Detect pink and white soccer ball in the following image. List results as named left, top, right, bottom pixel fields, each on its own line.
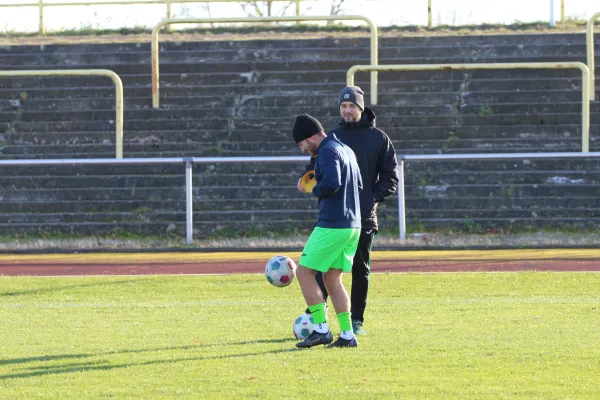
left=293, top=313, right=315, bottom=339
left=265, top=255, right=296, bottom=287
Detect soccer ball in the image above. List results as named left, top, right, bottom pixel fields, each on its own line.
left=265, top=255, right=296, bottom=287
left=293, top=313, right=315, bottom=339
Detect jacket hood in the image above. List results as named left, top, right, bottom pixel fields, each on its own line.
left=338, top=107, right=376, bottom=129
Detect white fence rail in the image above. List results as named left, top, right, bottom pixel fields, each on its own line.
left=2, top=152, right=600, bottom=243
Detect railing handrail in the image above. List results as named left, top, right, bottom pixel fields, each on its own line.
left=0, top=69, right=124, bottom=158
left=0, top=156, right=309, bottom=166
left=586, top=11, right=600, bottom=101
left=346, top=62, right=590, bottom=153
left=0, top=0, right=313, bottom=34
left=1, top=152, right=600, bottom=243
left=396, top=151, right=600, bottom=240
left=151, top=15, right=379, bottom=108
left=0, top=155, right=310, bottom=244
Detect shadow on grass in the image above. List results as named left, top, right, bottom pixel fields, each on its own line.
left=0, top=337, right=296, bottom=368
left=0, top=339, right=304, bottom=380
left=0, top=278, right=149, bottom=297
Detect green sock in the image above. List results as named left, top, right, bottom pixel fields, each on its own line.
left=308, top=303, right=326, bottom=325
left=337, top=312, right=352, bottom=333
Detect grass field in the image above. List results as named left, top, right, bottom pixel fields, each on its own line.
left=1, top=272, right=599, bottom=398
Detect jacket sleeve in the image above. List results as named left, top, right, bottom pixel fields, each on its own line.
left=312, top=148, right=342, bottom=199
left=298, top=156, right=316, bottom=179
left=372, top=134, right=399, bottom=202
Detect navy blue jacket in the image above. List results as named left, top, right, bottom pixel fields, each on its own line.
left=312, top=134, right=363, bottom=229
left=304, top=108, right=399, bottom=231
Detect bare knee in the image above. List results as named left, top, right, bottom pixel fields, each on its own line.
left=323, top=269, right=343, bottom=291
left=297, top=265, right=316, bottom=282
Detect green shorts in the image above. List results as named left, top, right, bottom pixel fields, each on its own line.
left=299, top=227, right=360, bottom=273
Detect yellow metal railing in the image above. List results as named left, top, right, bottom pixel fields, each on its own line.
left=347, top=62, right=590, bottom=153
left=0, top=69, right=124, bottom=158
left=0, top=0, right=312, bottom=34
left=586, top=12, right=600, bottom=100
left=151, top=15, right=379, bottom=108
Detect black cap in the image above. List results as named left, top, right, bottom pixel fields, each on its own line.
left=293, top=114, right=324, bottom=143
left=338, top=86, right=365, bottom=111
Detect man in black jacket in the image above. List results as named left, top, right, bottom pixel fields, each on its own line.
left=297, top=86, right=399, bottom=335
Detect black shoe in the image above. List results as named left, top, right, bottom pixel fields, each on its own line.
left=295, top=330, right=333, bottom=348
left=327, top=336, right=358, bottom=348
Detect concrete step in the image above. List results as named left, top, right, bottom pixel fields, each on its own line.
left=2, top=43, right=592, bottom=68
left=1, top=124, right=588, bottom=147
left=0, top=78, right=585, bottom=106
left=0, top=198, right=317, bottom=213
left=1, top=195, right=597, bottom=214
left=0, top=138, right=585, bottom=155
left=4, top=169, right=595, bottom=189
left=403, top=183, right=600, bottom=198
left=0, top=68, right=592, bottom=92
left=4, top=206, right=598, bottom=226
left=2, top=102, right=598, bottom=123
left=0, top=186, right=185, bottom=201
left=0, top=219, right=319, bottom=235
left=4, top=116, right=594, bottom=143
left=407, top=196, right=600, bottom=209
left=0, top=90, right=589, bottom=112
left=404, top=208, right=600, bottom=219
left=6, top=183, right=587, bottom=201
left=1, top=33, right=594, bottom=55
left=408, top=170, right=600, bottom=185
left=0, top=53, right=590, bottom=76
left=1, top=144, right=595, bottom=159
left=407, top=217, right=600, bottom=230
left=0, top=174, right=190, bottom=188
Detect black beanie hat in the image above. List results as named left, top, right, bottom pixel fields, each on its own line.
left=293, top=114, right=324, bottom=143
left=338, top=86, right=365, bottom=111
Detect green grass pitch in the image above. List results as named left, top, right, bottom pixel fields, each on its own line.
left=1, top=272, right=599, bottom=398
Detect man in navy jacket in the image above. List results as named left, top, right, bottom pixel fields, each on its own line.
left=298, top=86, right=399, bottom=335
left=293, top=114, right=363, bottom=348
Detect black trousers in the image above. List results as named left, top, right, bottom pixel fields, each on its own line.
left=315, top=229, right=375, bottom=323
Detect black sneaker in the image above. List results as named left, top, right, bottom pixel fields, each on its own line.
left=327, top=336, right=358, bottom=348
left=295, top=330, right=333, bottom=348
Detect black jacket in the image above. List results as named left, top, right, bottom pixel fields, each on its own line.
left=303, top=107, right=399, bottom=231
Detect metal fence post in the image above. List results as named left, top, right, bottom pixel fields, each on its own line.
left=428, top=0, right=432, bottom=28
left=398, top=159, right=406, bottom=240
left=38, top=0, right=44, bottom=34
left=166, top=1, right=172, bottom=32
left=185, top=159, right=193, bottom=244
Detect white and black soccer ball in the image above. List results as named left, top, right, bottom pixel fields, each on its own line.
left=265, top=255, right=296, bottom=287
left=293, top=313, right=315, bottom=339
